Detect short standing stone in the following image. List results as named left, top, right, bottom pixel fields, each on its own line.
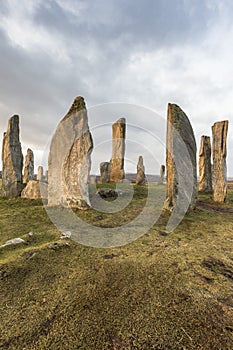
left=198, top=136, right=212, bottom=192
left=159, top=165, right=165, bottom=184
left=136, top=155, right=146, bottom=185
left=109, top=118, right=126, bottom=182
left=212, top=121, right=228, bottom=203
left=163, top=103, right=197, bottom=211
left=37, top=166, right=44, bottom=181
left=100, top=162, right=110, bottom=183
left=2, top=115, right=23, bottom=197
left=21, top=180, right=48, bottom=200
left=23, top=148, right=34, bottom=184
left=48, top=96, right=93, bottom=208
left=44, top=170, right=48, bottom=182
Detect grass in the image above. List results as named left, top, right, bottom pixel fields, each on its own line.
left=0, top=183, right=233, bottom=349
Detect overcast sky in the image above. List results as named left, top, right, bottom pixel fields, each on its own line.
left=0, top=0, right=233, bottom=175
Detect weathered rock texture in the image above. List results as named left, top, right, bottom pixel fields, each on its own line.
left=44, top=170, right=48, bottom=182
left=48, top=96, right=93, bottom=208
left=21, top=180, right=48, bottom=200
left=23, top=148, right=34, bottom=184
left=100, top=162, right=110, bottom=183
left=109, top=118, right=126, bottom=182
left=198, top=136, right=212, bottom=192
left=136, top=156, right=146, bottom=185
left=2, top=115, right=23, bottom=197
left=37, top=166, right=44, bottom=181
left=164, top=103, right=197, bottom=211
left=159, top=165, right=165, bottom=184
left=212, top=121, right=228, bottom=203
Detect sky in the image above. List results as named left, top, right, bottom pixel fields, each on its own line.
left=0, top=0, right=233, bottom=175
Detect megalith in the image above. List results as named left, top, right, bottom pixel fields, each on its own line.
left=109, top=118, right=126, bottom=182
left=2, top=115, right=23, bottom=197
left=198, top=136, right=212, bottom=192
left=23, top=148, right=34, bottom=184
left=159, top=165, right=165, bottom=184
left=100, top=162, right=110, bottom=183
left=136, top=155, right=146, bottom=185
left=163, top=103, right=197, bottom=211
left=21, top=180, right=48, bottom=200
left=212, top=121, right=228, bottom=203
left=48, top=96, right=93, bottom=208
left=37, top=166, right=44, bottom=182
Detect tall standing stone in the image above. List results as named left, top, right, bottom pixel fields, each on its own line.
left=198, top=136, right=212, bottom=192
left=2, top=115, right=23, bottom=197
left=136, top=155, right=146, bottom=185
left=48, top=96, right=93, bottom=208
left=212, top=121, right=228, bottom=203
left=23, top=148, right=34, bottom=184
left=100, top=162, right=110, bottom=183
left=159, top=165, right=165, bottom=184
left=37, top=166, right=44, bottom=182
left=109, top=118, right=126, bottom=182
left=164, top=103, right=197, bottom=211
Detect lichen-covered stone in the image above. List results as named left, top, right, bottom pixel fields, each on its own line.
left=109, top=118, right=126, bottom=182
left=2, top=115, right=23, bottom=197
left=37, top=166, right=44, bottom=181
left=100, top=162, right=110, bottom=183
left=48, top=96, right=93, bottom=208
left=212, top=121, right=228, bottom=203
left=23, top=148, right=34, bottom=184
left=163, top=103, right=197, bottom=211
left=198, top=136, right=212, bottom=192
left=21, top=180, right=48, bottom=200
left=136, top=156, right=146, bottom=185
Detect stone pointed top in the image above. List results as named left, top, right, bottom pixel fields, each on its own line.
left=63, top=96, right=86, bottom=121
left=115, top=117, right=126, bottom=124
left=7, top=115, right=19, bottom=135
left=27, top=148, right=33, bottom=154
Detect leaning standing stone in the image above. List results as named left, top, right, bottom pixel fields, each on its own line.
left=109, top=118, right=126, bottom=182
left=136, top=155, right=146, bottom=185
left=2, top=115, right=23, bottom=197
left=198, top=136, right=212, bottom=192
left=48, top=96, right=93, bottom=208
left=163, top=103, right=197, bottom=211
left=212, top=121, right=228, bottom=203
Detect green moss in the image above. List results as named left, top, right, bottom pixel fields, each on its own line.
left=0, top=186, right=232, bottom=349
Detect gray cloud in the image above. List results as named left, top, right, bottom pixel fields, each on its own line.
left=0, top=0, right=233, bottom=175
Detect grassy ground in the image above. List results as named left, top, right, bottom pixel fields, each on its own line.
left=0, top=183, right=232, bottom=349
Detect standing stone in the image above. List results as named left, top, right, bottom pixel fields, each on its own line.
left=164, top=103, right=197, bottom=211
left=48, top=96, right=93, bottom=208
left=44, top=170, right=48, bottom=182
left=100, top=162, right=110, bottom=183
left=212, top=121, right=228, bottom=203
left=109, top=118, right=126, bottom=182
left=2, top=115, right=23, bottom=197
left=159, top=165, right=165, bottom=184
left=23, top=148, right=34, bottom=184
left=21, top=180, right=48, bottom=200
left=136, top=156, right=146, bottom=185
left=198, top=136, right=212, bottom=192
left=37, top=166, right=44, bottom=182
